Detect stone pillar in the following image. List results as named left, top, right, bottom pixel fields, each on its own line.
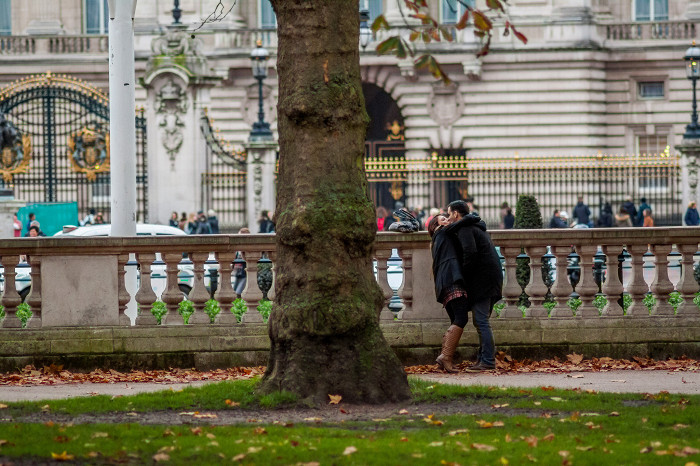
left=548, top=0, right=598, bottom=44
left=245, top=140, right=278, bottom=232
left=0, top=199, right=25, bottom=238
left=677, top=138, right=700, bottom=217
left=142, top=26, right=221, bottom=225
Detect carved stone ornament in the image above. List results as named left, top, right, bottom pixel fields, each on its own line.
left=156, top=78, right=188, bottom=163
left=67, top=123, right=109, bottom=182
left=0, top=114, right=31, bottom=183
left=151, top=28, right=203, bottom=58
left=688, top=155, right=699, bottom=193
left=428, top=82, right=464, bottom=128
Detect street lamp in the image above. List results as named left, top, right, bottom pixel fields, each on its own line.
left=684, top=41, right=700, bottom=139
left=359, top=9, right=372, bottom=51
left=250, top=40, right=273, bottom=140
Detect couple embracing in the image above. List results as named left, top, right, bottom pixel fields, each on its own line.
left=428, top=200, right=503, bottom=373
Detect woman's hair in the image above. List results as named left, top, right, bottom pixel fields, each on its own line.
left=690, top=201, right=697, bottom=208
left=376, top=206, right=388, bottom=217
left=428, top=214, right=445, bottom=238
left=238, top=227, right=250, bottom=234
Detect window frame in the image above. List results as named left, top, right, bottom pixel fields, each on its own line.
left=440, top=0, right=474, bottom=25
left=84, top=0, right=109, bottom=35
left=0, top=0, right=11, bottom=36
left=631, top=75, right=669, bottom=102
left=259, top=0, right=277, bottom=29
left=633, top=0, right=669, bottom=22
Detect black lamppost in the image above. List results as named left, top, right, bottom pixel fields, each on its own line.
left=684, top=41, right=700, bottom=139
left=359, top=9, right=371, bottom=51
left=172, top=0, right=182, bottom=25
left=250, top=40, right=273, bottom=140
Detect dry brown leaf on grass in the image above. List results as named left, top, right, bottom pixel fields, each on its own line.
left=51, top=451, right=75, bottom=461
left=471, top=443, right=496, bottom=452
left=567, top=353, right=584, bottom=365
left=343, top=446, right=357, bottom=455
left=328, top=394, right=342, bottom=405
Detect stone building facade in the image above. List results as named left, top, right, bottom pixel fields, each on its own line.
left=0, top=0, right=698, bottom=228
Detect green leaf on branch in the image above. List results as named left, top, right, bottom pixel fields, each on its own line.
left=371, top=15, right=390, bottom=32
left=486, top=0, right=505, bottom=12
left=409, top=30, right=420, bottom=41
left=472, top=10, right=492, bottom=31
left=415, top=54, right=451, bottom=84
left=439, top=26, right=454, bottom=41
left=376, top=36, right=400, bottom=55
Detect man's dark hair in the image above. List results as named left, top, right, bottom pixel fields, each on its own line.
left=448, top=200, right=469, bottom=217
left=641, top=197, right=647, bottom=203
left=28, top=213, right=35, bottom=220
left=29, top=225, right=40, bottom=233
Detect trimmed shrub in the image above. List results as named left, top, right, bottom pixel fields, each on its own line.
left=513, top=194, right=552, bottom=307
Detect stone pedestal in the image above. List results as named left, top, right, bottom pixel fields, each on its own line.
left=677, top=138, right=700, bottom=217
left=0, top=199, right=25, bottom=239
left=142, top=26, right=222, bottom=225
left=245, top=139, right=278, bottom=232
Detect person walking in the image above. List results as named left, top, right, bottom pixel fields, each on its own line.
left=572, top=196, right=591, bottom=227
left=642, top=208, right=654, bottom=227
left=442, top=200, right=503, bottom=372
left=636, top=197, right=651, bottom=227
left=500, top=202, right=515, bottom=229
left=169, top=211, right=179, bottom=228
left=258, top=210, right=275, bottom=233
left=685, top=201, right=700, bottom=226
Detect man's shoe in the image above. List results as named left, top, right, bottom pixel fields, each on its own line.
left=464, top=362, right=495, bottom=372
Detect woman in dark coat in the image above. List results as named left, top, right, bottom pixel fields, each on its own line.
left=428, top=214, right=469, bottom=372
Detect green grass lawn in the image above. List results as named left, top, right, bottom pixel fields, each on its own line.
left=0, top=378, right=698, bottom=464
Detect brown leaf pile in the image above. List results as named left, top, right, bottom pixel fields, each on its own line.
left=0, top=364, right=265, bottom=386
left=404, top=353, right=700, bottom=374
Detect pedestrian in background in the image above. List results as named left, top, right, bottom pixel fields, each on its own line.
left=13, top=213, right=21, bottom=237
left=572, top=196, right=591, bottom=227
left=185, top=212, right=197, bottom=234
left=25, top=212, right=35, bottom=233
left=80, top=208, right=95, bottom=226
left=685, top=201, right=700, bottom=226
left=596, top=202, right=613, bottom=228
left=258, top=210, right=275, bottom=233
left=500, top=202, right=515, bottom=229
left=637, top=197, right=651, bottom=227
left=642, top=208, right=654, bottom=227
left=549, top=209, right=567, bottom=228
left=376, top=206, right=389, bottom=231
left=94, top=212, right=105, bottom=224
left=178, top=212, right=187, bottom=230
left=195, top=211, right=212, bottom=234
left=169, top=211, right=179, bottom=228
left=614, top=206, right=633, bottom=227
left=207, top=209, right=220, bottom=234
left=622, top=195, right=637, bottom=221
left=233, top=227, right=250, bottom=298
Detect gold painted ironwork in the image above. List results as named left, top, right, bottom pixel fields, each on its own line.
left=385, top=120, right=405, bottom=141
left=67, top=124, right=110, bottom=181
left=389, top=181, right=404, bottom=200
left=0, top=134, right=31, bottom=182
left=0, top=71, right=109, bottom=106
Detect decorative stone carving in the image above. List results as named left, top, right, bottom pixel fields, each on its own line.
left=0, top=114, right=31, bottom=182
left=155, top=79, right=188, bottom=163
left=463, top=57, right=482, bottom=81
left=427, top=82, right=464, bottom=128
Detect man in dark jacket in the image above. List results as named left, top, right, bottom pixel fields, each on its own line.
left=572, top=196, right=591, bottom=227
left=636, top=197, right=651, bottom=227
left=442, top=200, right=503, bottom=372
left=622, top=196, right=637, bottom=221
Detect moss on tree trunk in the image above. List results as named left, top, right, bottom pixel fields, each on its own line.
left=259, top=0, right=410, bottom=403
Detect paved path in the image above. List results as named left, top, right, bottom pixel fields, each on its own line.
left=0, top=370, right=698, bottom=402
left=416, top=370, right=700, bottom=394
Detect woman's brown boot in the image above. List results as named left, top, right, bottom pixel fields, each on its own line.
left=435, top=325, right=464, bottom=373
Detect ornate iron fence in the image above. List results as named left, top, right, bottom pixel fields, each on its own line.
left=0, top=72, right=148, bottom=224
left=365, top=152, right=682, bottom=228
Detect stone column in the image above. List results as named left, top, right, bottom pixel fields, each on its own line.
left=677, top=138, right=700, bottom=218
left=0, top=199, right=26, bottom=238
left=142, top=26, right=221, bottom=225
left=548, top=0, right=598, bottom=44
left=245, top=140, right=278, bottom=232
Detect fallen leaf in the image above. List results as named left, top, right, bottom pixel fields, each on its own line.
left=193, top=413, right=218, bottom=419
left=399, top=409, right=409, bottom=414
left=400, top=437, right=409, bottom=442
left=254, top=427, right=267, bottom=435
left=525, top=436, right=538, bottom=447
left=640, top=447, right=653, bottom=454
left=558, top=451, right=570, bottom=458
left=428, top=441, right=444, bottom=447
left=304, top=417, right=322, bottom=422
left=91, top=432, right=109, bottom=438
left=471, top=443, right=496, bottom=452
left=51, top=451, right=75, bottom=461
left=543, top=433, right=555, bottom=442
left=225, top=399, right=240, bottom=407
left=673, top=424, right=690, bottom=431
left=550, top=397, right=564, bottom=402
left=190, top=427, right=202, bottom=435
left=339, top=408, right=348, bottom=414
left=567, top=353, right=584, bottom=365
left=576, top=446, right=594, bottom=451
left=343, top=446, right=357, bottom=455
left=0, top=404, right=7, bottom=409
left=206, top=433, right=216, bottom=439
left=233, top=453, right=246, bottom=461
left=449, top=429, right=469, bottom=436
left=567, top=374, right=585, bottom=379
left=492, top=403, right=510, bottom=409
left=328, top=394, right=342, bottom=405
left=683, top=447, right=700, bottom=454
left=247, top=447, right=262, bottom=453
left=609, top=412, right=620, bottom=417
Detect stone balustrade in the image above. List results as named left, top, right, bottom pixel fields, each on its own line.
left=602, top=20, right=696, bottom=41
left=0, top=227, right=698, bottom=330
left=0, top=35, right=109, bottom=55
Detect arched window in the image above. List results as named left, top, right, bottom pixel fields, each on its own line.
left=634, top=0, right=668, bottom=21
left=85, top=0, right=108, bottom=34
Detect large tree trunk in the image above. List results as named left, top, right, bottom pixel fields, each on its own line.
left=260, top=0, right=410, bottom=403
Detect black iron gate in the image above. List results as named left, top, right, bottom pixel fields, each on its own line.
left=0, top=72, right=148, bottom=224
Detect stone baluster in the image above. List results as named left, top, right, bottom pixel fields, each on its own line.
left=25, top=255, right=42, bottom=328
left=549, top=246, right=574, bottom=318
left=188, top=252, right=212, bottom=324
left=161, top=253, right=184, bottom=325
left=1, top=255, right=22, bottom=328
left=374, top=248, right=395, bottom=321
left=397, top=249, right=414, bottom=319
left=241, top=251, right=264, bottom=323
left=676, top=244, right=700, bottom=315
left=214, top=252, right=238, bottom=324
left=601, top=245, right=624, bottom=316
left=499, top=246, right=522, bottom=318
left=650, top=244, right=675, bottom=315
left=134, top=253, right=158, bottom=325
left=575, top=245, right=599, bottom=318
left=524, top=246, right=548, bottom=318
left=117, top=254, right=131, bottom=326
left=625, top=244, right=649, bottom=316
left=266, top=250, right=277, bottom=302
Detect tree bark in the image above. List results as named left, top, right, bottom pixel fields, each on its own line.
left=260, top=0, right=410, bottom=403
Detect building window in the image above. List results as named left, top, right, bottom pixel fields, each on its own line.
left=0, top=0, right=11, bottom=36
left=441, top=0, right=474, bottom=24
left=260, top=0, right=276, bottom=29
left=85, top=0, right=108, bottom=34
left=634, top=0, right=668, bottom=21
left=638, top=81, right=664, bottom=99
left=359, top=0, right=382, bottom=23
